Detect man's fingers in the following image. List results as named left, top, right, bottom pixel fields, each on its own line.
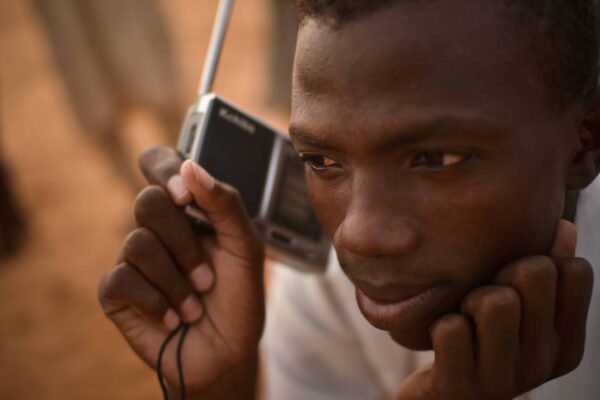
left=180, top=160, right=262, bottom=265
left=133, top=186, right=216, bottom=292
left=430, top=314, right=476, bottom=393
left=493, top=256, right=558, bottom=391
left=99, top=263, right=179, bottom=330
left=138, top=146, right=182, bottom=185
left=548, top=219, right=592, bottom=378
left=121, top=227, right=204, bottom=323
left=553, top=257, right=594, bottom=377
left=138, top=146, right=192, bottom=205
left=461, top=286, right=520, bottom=396
left=550, top=219, right=578, bottom=258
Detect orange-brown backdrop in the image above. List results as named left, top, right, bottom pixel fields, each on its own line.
left=0, top=0, right=294, bottom=398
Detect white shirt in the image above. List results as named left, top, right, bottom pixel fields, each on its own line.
left=263, top=177, right=600, bottom=400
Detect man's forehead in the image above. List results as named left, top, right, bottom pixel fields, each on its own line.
left=294, top=1, right=510, bottom=92
left=291, top=0, right=550, bottom=133
left=294, top=12, right=428, bottom=98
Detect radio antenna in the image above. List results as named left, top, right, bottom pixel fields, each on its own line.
left=198, top=0, right=235, bottom=97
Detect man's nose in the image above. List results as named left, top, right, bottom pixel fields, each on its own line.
left=332, top=194, right=421, bottom=258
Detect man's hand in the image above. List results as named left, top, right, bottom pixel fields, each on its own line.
left=396, top=220, right=594, bottom=400
left=98, top=146, right=265, bottom=399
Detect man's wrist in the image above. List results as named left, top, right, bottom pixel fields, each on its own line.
left=167, top=353, right=259, bottom=400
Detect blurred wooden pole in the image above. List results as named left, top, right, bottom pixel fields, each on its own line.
left=30, top=0, right=183, bottom=190
left=0, top=94, right=26, bottom=259
left=268, top=0, right=298, bottom=112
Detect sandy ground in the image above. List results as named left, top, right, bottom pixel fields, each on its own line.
left=0, top=0, right=287, bottom=398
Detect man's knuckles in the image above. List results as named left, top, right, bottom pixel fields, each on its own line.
left=431, top=314, right=471, bottom=344
left=100, top=263, right=135, bottom=301
left=134, top=185, right=172, bottom=224
left=138, top=145, right=169, bottom=168
left=123, top=227, right=205, bottom=302
left=512, top=256, right=557, bottom=288
left=461, top=285, right=521, bottom=319
left=100, top=264, right=161, bottom=317
left=138, top=146, right=181, bottom=183
left=122, top=227, right=158, bottom=263
left=104, top=264, right=170, bottom=320
left=552, top=257, right=594, bottom=377
left=559, top=257, right=594, bottom=287
left=494, top=255, right=557, bottom=288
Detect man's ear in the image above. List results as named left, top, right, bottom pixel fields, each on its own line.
left=567, top=95, right=600, bottom=190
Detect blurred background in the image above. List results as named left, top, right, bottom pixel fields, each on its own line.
left=0, top=0, right=297, bottom=398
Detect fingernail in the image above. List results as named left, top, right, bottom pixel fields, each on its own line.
left=191, top=162, right=215, bottom=190
left=190, top=264, right=215, bottom=292
left=167, top=174, right=191, bottom=204
left=180, top=295, right=203, bottom=322
left=163, top=308, right=180, bottom=330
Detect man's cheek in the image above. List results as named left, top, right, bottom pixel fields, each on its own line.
left=306, top=178, right=347, bottom=240
left=421, top=189, right=538, bottom=283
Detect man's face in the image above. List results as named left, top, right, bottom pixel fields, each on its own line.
left=290, top=0, right=582, bottom=349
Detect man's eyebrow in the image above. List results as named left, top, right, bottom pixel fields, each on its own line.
left=373, top=116, right=500, bottom=151
left=289, top=115, right=502, bottom=151
left=288, top=125, right=337, bottom=150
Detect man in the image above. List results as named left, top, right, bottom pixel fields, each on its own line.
left=99, top=0, right=599, bottom=398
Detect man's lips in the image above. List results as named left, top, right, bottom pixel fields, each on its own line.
left=356, top=285, right=446, bottom=330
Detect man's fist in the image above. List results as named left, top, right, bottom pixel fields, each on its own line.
left=98, top=146, right=265, bottom=399
left=397, top=220, right=594, bottom=400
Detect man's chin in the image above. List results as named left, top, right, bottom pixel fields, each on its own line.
left=389, top=329, right=433, bottom=351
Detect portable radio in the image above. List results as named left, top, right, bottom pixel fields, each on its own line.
left=176, top=0, right=330, bottom=272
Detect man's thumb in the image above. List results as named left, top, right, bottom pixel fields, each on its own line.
left=180, top=160, right=259, bottom=254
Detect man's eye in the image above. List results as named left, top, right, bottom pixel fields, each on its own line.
left=411, top=151, right=470, bottom=169
left=299, top=154, right=340, bottom=171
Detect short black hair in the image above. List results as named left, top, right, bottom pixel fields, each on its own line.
left=296, top=0, right=600, bottom=112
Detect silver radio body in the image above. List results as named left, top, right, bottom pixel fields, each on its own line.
left=177, top=93, right=330, bottom=272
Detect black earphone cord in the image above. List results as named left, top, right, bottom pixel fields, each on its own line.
left=157, top=322, right=191, bottom=400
